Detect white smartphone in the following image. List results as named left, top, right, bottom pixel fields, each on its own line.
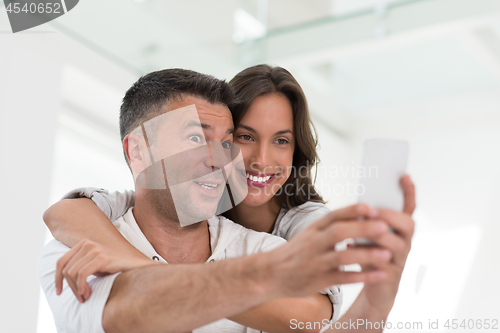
left=355, top=138, right=409, bottom=245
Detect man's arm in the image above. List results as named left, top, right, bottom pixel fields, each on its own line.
left=101, top=218, right=392, bottom=333
left=103, top=254, right=274, bottom=333
left=228, top=294, right=333, bottom=333
left=42, top=208, right=393, bottom=333
left=55, top=238, right=334, bottom=333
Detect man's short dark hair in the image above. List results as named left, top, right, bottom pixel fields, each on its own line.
left=120, top=68, right=237, bottom=142
left=119, top=68, right=238, bottom=165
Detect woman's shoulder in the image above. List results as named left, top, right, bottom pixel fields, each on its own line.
left=273, top=201, right=330, bottom=240
left=290, top=201, right=330, bottom=214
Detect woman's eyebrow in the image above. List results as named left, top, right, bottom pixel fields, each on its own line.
left=238, top=124, right=255, bottom=133
left=275, top=129, right=292, bottom=136
left=239, top=124, right=292, bottom=136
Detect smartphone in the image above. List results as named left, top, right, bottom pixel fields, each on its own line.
left=355, top=138, right=409, bottom=245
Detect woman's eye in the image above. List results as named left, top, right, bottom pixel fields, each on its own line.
left=239, top=134, right=253, bottom=141
left=221, top=142, right=232, bottom=150
left=276, top=138, right=289, bottom=145
left=189, top=135, right=204, bottom=143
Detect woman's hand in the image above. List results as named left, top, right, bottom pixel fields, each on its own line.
left=55, top=239, right=160, bottom=303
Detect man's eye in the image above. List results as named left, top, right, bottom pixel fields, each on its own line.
left=189, top=135, right=204, bottom=143
left=221, top=142, right=232, bottom=150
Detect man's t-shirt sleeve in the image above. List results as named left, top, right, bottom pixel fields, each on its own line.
left=38, top=240, right=120, bottom=333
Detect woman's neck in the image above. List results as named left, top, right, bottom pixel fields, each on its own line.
left=227, top=198, right=282, bottom=233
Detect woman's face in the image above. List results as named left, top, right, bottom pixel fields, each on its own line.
left=234, top=93, right=295, bottom=208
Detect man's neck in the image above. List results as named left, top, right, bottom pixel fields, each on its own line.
left=132, top=197, right=212, bottom=264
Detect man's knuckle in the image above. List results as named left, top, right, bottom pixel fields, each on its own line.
left=336, top=252, right=348, bottom=265
left=357, top=203, right=368, bottom=215
left=409, top=219, right=415, bottom=233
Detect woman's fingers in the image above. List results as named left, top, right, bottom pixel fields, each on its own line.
left=56, top=239, right=105, bottom=302
left=55, top=241, right=85, bottom=295
left=77, top=258, right=108, bottom=301
left=63, top=252, right=99, bottom=302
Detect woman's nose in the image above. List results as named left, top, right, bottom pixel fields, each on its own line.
left=249, top=143, right=268, bottom=169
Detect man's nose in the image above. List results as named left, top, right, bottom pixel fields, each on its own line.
left=205, top=142, right=231, bottom=171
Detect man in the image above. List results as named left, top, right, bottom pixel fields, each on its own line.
left=39, top=69, right=415, bottom=333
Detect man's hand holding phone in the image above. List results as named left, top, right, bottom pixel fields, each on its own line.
left=352, top=174, right=416, bottom=314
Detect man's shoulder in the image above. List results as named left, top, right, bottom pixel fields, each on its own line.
left=209, top=216, right=286, bottom=259
left=39, top=239, right=69, bottom=261
left=38, top=239, right=70, bottom=285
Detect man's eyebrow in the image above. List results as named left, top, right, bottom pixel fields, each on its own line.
left=183, top=120, right=203, bottom=129
left=239, top=124, right=292, bottom=136
left=184, top=120, right=234, bottom=135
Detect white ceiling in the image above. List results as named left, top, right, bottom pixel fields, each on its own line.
left=39, top=0, right=500, bottom=139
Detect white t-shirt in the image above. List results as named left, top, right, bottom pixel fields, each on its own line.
left=39, top=208, right=287, bottom=333
left=60, top=188, right=343, bottom=326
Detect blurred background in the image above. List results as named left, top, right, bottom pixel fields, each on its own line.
left=1, top=0, right=499, bottom=332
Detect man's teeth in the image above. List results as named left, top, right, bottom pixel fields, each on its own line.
left=196, top=182, right=218, bottom=190
left=245, top=173, right=272, bottom=183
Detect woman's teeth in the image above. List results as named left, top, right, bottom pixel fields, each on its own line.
left=246, top=173, right=272, bottom=183
left=196, top=182, right=218, bottom=190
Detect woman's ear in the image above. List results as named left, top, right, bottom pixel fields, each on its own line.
left=123, top=133, right=149, bottom=176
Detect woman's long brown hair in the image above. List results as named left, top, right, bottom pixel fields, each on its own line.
left=229, top=64, right=325, bottom=210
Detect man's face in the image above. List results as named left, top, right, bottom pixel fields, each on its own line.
left=132, top=95, right=244, bottom=226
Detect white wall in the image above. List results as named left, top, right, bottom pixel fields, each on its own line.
left=0, top=10, right=136, bottom=331
left=312, top=90, right=500, bottom=332
left=2, top=2, right=500, bottom=332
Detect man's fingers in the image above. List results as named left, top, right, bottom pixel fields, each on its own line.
left=350, top=232, right=408, bottom=266
left=322, top=220, right=389, bottom=246
left=401, top=174, right=416, bottom=215
left=323, top=247, right=392, bottom=269
left=326, top=269, right=388, bottom=285
left=314, top=204, right=379, bottom=230
left=377, top=209, right=415, bottom=241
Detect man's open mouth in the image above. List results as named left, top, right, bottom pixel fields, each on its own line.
left=194, top=182, right=220, bottom=190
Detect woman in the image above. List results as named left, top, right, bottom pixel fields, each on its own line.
left=45, top=65, right=414, bottom=332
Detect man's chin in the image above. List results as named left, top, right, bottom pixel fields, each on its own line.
left=176, top=206, right=217, bottom=227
